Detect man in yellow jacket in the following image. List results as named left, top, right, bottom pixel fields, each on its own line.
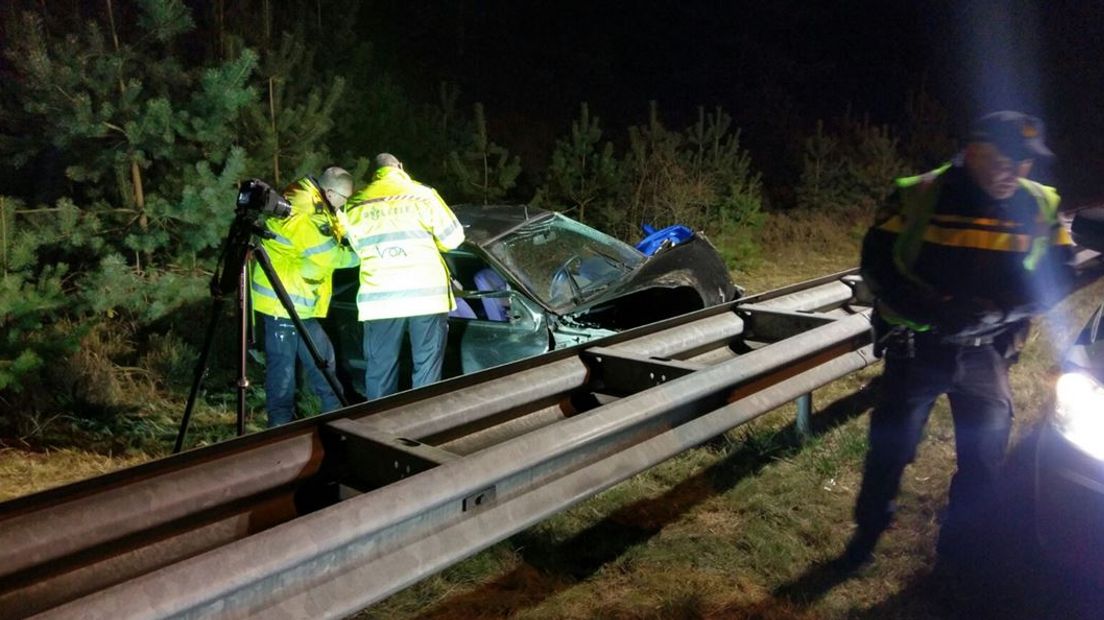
left=252, top=166, right=359, bottom=426
left=341, top=153, right=465, bottom=399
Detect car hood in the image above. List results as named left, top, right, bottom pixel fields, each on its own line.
left=559, top=232, right=736, bottom=317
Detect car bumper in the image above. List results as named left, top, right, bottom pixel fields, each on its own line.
left=1036, top=418, right=1104, bottom=579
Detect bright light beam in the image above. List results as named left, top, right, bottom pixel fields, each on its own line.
left=959, top=1, right=1075, bottom=359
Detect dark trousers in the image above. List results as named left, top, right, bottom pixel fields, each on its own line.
left=362, top=313, right=448, bottom=400
left=262, top=315, right=342, bottom=428
left=854, top=338, right=1013, bottom=548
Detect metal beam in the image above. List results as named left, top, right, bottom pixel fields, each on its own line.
left=737, top=304, right=838, bottom=342
left=322, top=419, right=460, bottom=490
left=244, top=346, right=878, bottom=619
left=35, top=313, right=872, bottom=619
left=580, top=346, right=704, bottom=396
left=0, top=270, right=881, bottom=619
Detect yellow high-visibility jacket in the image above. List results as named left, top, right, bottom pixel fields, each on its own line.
left=251, top=177, right=359, bottom=319
left=340, top=168, right=465, bottom=321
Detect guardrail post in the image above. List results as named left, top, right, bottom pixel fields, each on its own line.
left=795, top=393, right=812, bottom=440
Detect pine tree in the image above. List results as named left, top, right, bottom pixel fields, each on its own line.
left=0, top=0, right=257, bottom=414
left=0, top=196, right=79, bottom=396
left=684, top=106, right=764, bottom=230
left=796, top=119, right=852, bottom=211
left=796, top=115, right=907, bottom=215
left=237, top=32, right=346, bottom=186
left=839, top=114, right=908, bottom=212
left=539, top=103, right=621, bottom=226
left=623, top=102, right=686, bottom=238
left=446, top=103, right=521, bottom=204
left=615, top=102, right=764, bottom=247
left=6, top=2, right=256, bottom=269
left=683, top=106, right=765, bottom=264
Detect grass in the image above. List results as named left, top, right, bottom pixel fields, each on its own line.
left=3, top=207, right=1102, bottom=618
left=0, top=445, right=149, bottom=501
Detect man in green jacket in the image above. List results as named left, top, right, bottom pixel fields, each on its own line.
left=252, top=166, right=359, bottom=427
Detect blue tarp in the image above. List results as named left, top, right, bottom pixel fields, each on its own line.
left=636, top=224, right=693, bottom=256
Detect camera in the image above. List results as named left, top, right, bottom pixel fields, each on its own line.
left=236, top=178, right=292, bottom=219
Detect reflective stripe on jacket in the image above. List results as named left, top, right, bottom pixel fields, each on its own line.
left=341, top=168, right=465, bottom=321
left=881, top=164, right=1069, bottom=278
left=250, top=177, right=359, bottom=319
left=862, top=163, right=1073, bottom=334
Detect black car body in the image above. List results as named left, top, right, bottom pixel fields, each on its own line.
left=1036, top=206, right=1104, bottom=581
left=328, top=204, right=737, bottom=392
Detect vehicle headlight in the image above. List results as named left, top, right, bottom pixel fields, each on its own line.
left=1054, top=371, right=1104, bottom=460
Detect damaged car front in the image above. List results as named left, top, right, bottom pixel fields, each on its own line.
left=329, top=204, right=738, bottom=389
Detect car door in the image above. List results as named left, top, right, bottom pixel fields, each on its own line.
left=444, top=251, right=551, bottom=376
left=446, top=290, right=551, bottom=375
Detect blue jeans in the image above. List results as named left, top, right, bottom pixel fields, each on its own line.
left=263, top=315, right=343, bottom=427
left=854, top=337, right=1013, bottom=547
left=362, top=313, right=448, bottom=400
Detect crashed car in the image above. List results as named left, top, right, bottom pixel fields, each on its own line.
left=328, top=204, right=737, bottom=392
left=1036, top=205, right=1104, bottom=581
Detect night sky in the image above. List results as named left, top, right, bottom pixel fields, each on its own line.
left=365, top=0, right=1104, bottom=204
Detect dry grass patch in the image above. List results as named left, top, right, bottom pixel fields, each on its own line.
left=0, top=446, right=150, bottom=500
left=733, top=207, right=864, bottom=293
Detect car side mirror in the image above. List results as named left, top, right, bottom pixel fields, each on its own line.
left=1072, top=207, right=1104, bottom=253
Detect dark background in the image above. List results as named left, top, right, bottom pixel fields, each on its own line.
left=362, top=0, right=1104, bottom=205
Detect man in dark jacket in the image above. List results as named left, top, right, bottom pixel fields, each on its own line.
left=844, top=111, right=1075, bottom=567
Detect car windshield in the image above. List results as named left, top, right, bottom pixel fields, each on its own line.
left=488, top=213, right=645, bottom=310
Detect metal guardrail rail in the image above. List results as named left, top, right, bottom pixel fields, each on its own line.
left=0, top=270, right=880, bottom=619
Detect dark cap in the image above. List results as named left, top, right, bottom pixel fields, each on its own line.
left=969, top=111, right=1053, bottom=160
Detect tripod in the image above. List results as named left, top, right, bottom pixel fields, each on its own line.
left=174, top=205, right=349, bottom=453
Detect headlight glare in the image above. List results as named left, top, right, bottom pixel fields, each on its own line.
left=1054, top=372, right=1104, bottom=460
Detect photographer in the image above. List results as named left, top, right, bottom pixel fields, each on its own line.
left=251, top=167, right=359, bottom=427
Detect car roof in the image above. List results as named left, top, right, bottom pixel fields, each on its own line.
left=451, top=204, right=554, bottom=247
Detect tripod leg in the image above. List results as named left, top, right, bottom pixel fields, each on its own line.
left=252, top=244, right=349, bottom=409
left=236, top=261, right=251, bottom=436
left=174, top=297, right=226, bottom=453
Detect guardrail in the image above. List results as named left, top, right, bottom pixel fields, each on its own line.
left=0, top=270, right=878, bottom=619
